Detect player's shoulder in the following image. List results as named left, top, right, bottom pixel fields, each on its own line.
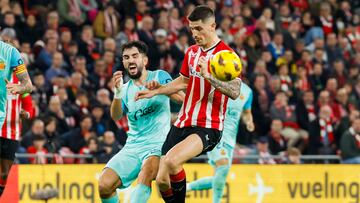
left=154, top=70, right=172, bottom=84
left=186, top=44, right=200, bottom=53
left=217, top=41, right=233, bottom=51
left=0, top=41, right=16, bottom=52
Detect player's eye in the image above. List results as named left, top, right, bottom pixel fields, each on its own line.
left=133, top=53, right=139, bottom=58
left=123, top=56, right=129, bottom=60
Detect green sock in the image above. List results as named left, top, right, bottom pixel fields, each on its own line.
left=101, top=194, right=119, bottom=203
left=187, top=176, right=213, bottom=191
left=130, top=184, right=151, bottom=203
left=213, top=165, right=230, bottom=203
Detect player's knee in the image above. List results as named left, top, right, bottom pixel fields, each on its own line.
left=156, top=175, right=168, bottom=187
left=98, top=178, right=115, bottom=196
left=163, top=156, right=179, bottom=171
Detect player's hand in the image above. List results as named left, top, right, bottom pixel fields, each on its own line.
left=5, top=79, right=22, bottom=94
left=135, top=89, right=156, bottom=101
left=246, top=121, right=255, bottom=132
left=145, top=80, right=161, bottom=90
left=198, top=56, right=211, bottom=79
left=20, top=110, right=30, bottom=120
left=112, top=71, right=123, bottom=90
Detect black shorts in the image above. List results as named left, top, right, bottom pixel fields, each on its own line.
left=0, top=137, right=19, bottom=160
left=161, top=125, right=222, bottom=156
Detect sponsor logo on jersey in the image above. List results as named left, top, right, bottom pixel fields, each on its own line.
left=133, top=105, right=156, bottom=120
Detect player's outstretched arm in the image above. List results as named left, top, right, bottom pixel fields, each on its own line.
left=110, top=71, right=124, bottom=121
left=144, top=80, right=185, bottom=104
left=135, top=75, right=188, bottom=101
left=198, top=56, right=240, bottom=100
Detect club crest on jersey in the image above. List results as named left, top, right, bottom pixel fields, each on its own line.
left=189, top=64, right=202, bottom=78
left=240, top=94, right=244, bottom=100
left=0, top=60, right=5, bottom=70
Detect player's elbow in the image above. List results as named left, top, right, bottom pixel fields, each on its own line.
left=110, top=111, right=122, bottom=121
left=229, top=91, right=240, bottom=100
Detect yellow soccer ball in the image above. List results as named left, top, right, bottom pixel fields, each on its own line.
left=209, top=50, right=242, bottom=81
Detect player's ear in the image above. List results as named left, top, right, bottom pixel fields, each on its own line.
left=143, top=55, right=149, bottom=66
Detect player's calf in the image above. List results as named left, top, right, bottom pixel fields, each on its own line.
left=98, top=168, right=121, bottom=202
left=212, top=165, right=230, bottom=203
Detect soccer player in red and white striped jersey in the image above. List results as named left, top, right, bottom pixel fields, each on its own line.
left=0, top=73, right=33, bottom=197
left=135, top=5, right=241, bottom=202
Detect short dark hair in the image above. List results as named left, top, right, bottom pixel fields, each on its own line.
left=121, top=41, right=148, bottom=55
left=187, top=5, right=214, bottom=22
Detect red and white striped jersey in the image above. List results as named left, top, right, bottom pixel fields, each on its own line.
left=174, top=41, right=233, bottom=131
left=0, top=74, right=33, bottom=141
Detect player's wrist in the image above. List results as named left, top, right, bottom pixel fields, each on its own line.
left=113, top=87, right=122, bottom=99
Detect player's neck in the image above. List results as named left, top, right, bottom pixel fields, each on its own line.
left=202, top=36, right=221, bottom=50
left=133, top=70, right=148, bottom=86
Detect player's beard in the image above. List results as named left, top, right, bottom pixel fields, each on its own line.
left=126, top=64, right=143, bottom=80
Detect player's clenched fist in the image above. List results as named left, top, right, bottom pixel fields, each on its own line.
left=112, top=71, right=123, bottom=99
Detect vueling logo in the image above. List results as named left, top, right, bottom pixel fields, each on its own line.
left=133, top=106, right=156, bottom=120
left=0, top=60, right=5, bottom=70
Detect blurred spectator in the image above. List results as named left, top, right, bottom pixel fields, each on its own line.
left=93, top=2, right=118, bottom=39
left=340, top=118, right=360, bottom=164
left=60, top=115, right=93, bottom=153
left=267, top=32, right=285, bottom=61
left=79, top=136, right=99, bottom=163
left=98, top=131, right=121, bottom=163
left=310, top=63, right=328, bottom=96
left=296, top=90, right=316, bottom=131
left=244, top=34, right=262, bottom=69
left=308, top=105, right=337, bottom=155
left=89, top=59, right=107, bottom=90
left=170, top=32, right=188, bottom=76
left=31, top=71, right=49, bottom=112
left=96, top=88, right=111, bottom=107
left=116, top=16, right=139, bottom=49
left=45, top=52, right=69, bottom=84
left=44, top=116, right=61, bottom=153
left=77, top=25, right=99, bottom=64
left=36, top=38, right=58, bottom=71
left=57, top=0, right=86, bottom=33
left=256, top=137, right=276, bottom=164
left=79, top=0, right=98, bottom=23
left=22, top=14, right=43, bottom=46
left=285, top=147, right=302, bottom=164
left=91, top=103, right=108, bottom=136
left=27, top=134, right=48, bottom=164
left=270, top=92, right=308, bottom=148
left=252, top=74, right=271, bottom=135
left=268, top=119, right=287, bottom=155
left=42, top=96, right=69, bottom=134
left=45, top=11, right=59, bottom=31
left=21, top=119, right=45, bottom=149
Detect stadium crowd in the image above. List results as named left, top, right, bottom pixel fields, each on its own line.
left=0, top=0, right=360, bottom=164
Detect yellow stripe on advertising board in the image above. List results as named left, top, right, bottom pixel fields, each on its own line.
left=18, top=164, right=360, bottom=203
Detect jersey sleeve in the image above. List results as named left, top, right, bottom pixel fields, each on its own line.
left=157, top=70, right=173, bottom=85
left=243, top=90, right=253, bottom=111
left=179, top=48, right=190, bottom=78
left=10, top=48, right=27, bottom=74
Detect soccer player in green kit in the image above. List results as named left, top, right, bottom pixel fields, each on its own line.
left=0, top=37, right=33, bottom=196
left=97, top=41, right=184, bottom=203
left=187, top=82, right=254, bottom=203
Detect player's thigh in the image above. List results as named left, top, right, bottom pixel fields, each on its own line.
left=137, top=155, right=160, bottom=185
left=164, top=133, right=204, bottom=172
left=104, top=147, right=142, bottom=189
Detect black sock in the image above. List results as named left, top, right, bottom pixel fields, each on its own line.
left=171, top=179, right=187, bottom=203
left=170, top=169, right=186, bottom=203
left=0, top=185, right=5, bottom=196
left=160, top=188, right=176, bottom=203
